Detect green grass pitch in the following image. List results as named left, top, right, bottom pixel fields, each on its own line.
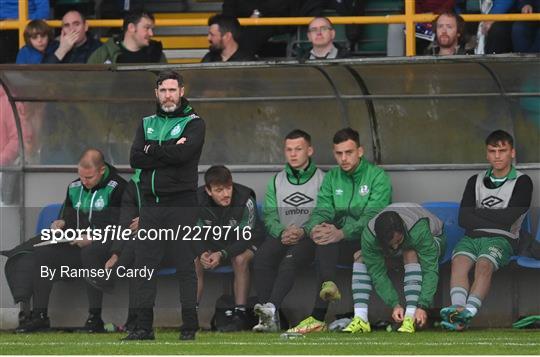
left=1, top=329, right=539, bottom=355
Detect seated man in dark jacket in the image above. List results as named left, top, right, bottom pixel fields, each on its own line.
left=194, top=165, right=264, bottom=331
left=201, top=15, right=254, bottom=63
left=42, top=10, right=102, bottom=63
left=16, top=148, right=126, bottom=333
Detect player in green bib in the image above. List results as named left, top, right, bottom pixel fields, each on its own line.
left=441, top=130, right=533, bottom=331
left=343, top=203, right=446, bottom=334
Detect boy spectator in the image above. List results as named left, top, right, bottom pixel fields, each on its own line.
left=16, top=20, right=55, bottom=64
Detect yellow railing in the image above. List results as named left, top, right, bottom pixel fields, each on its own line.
left=1, top=0, right=539, bottom=56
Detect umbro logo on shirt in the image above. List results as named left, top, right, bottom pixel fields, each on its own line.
left=481, top=196, right=503, bottom=208
left=335, top=189, right=344, bottom=196
left=283, top=192, right=313, bottom=207
left=147, top=127, right=154, bottom=134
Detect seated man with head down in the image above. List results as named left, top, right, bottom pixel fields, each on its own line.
left=193, top=165, right=264, bottom=331
left=343, top=202, right=446, bottom=334
left=16, top=148, right=126, bottom=333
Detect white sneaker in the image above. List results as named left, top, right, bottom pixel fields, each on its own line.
left=252, top=303, right=279, bottom=332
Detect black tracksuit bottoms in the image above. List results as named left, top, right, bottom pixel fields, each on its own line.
left=253, top=237, right=315, bottom=308
left=33, top=241, right=111, bottom=315
left=134, top=190, right=199, bottom=332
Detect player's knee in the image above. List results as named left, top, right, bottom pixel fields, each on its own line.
left=233, top=252, right=251, bottom=268
left=476, top=258, right=494, bottom=277
left=451, top=255, right=471, bottom=273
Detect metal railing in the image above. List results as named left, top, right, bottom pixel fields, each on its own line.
left=1, top=0, right=539, bottom=55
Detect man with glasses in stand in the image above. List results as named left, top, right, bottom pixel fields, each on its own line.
left=301, top=17, right=350, bottom=60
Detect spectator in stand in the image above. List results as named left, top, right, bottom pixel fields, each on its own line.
left=301, top=17, right=350, bottom=60
left=87, top=11, right=166, bottom=64
left=512, top=0, right=539, bottom=53
left=387, top=0, right=456, bottom=56
left=0, top=0, right=50, bottom=63
left=16, top=20, right=55, bottom=64
left=42, top=9, right=102, bottom=63
left=478, top=0, right=517, bottom=54
left=222, top=0, right=320, bottom=57
left=202, top=14, right=254, bottom=62
left=425, top=12, right=472, bottom=55
left=321, top=0, right=365, bottom=51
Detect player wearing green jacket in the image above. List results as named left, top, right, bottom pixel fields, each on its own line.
left=342, top=203, right=446, bottom=334
left=288, top=127, right=392, bottom=334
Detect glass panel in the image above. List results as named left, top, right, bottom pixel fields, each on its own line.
left=351, top=63, right=500, bottom=95
left=35, top=101, right=154, bottom=165
left=0, top=86, right=23, bottom=243
left=511, top=96, right=540, bottom=164
left=197, top=99, right=348, bottom=165
left=486, top=61, right=540, bottom=94
left=344, top=99, right=375, bottom=162
left=183, top=66, right=335, bottom=99
left=0, top=60, right=537, bottom=167
left=317, top=66, right=362, bottom=96
left=1, top=70, right=156, bottom=101
left=373, top=98, right=513, bottom=164
left=1, top=85, right=21, bottom=168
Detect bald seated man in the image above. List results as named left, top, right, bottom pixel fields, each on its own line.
left=16, top=148, right=126, bottom=333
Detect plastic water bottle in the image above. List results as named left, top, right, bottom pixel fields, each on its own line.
left=280, top=332, right=305, bottom=340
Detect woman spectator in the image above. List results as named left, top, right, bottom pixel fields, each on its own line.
left=16, top=20, right=55, bottom=64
